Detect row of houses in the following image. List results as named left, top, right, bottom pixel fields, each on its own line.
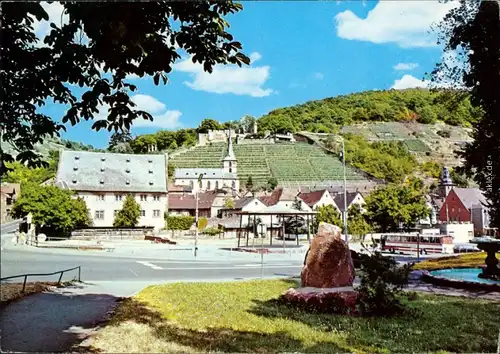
left=1, top=150, right=492, bottom=241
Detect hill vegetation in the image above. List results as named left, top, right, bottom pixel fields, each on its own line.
left=257, top=89, right=481, bottom=134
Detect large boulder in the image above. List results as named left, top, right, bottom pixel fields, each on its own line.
left=301, top=222, right=355, bottom=288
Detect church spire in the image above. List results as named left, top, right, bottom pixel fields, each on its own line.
left=223, top=129, right=236, bottom=161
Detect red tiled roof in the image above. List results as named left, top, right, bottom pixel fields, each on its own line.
left=168, top=191, right=216, bottom=210
left=298, top=189, right=326, bottom=207
left=258, top=188, right=283, bottom=206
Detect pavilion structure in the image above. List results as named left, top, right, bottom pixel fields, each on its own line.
left=235, top=205, right=318, bottom=248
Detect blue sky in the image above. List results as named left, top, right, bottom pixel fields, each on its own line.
left=35, top=1, right=458, bottom=148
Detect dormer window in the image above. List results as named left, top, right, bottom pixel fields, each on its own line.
left=149, top=170, right=153, bottom=174
left=126, top=180, right=130, bottom=185
left=72, top=179, right=77, bottom=184
left=148, top=159, right=153, bottom=163
left=100, top=168, right=105, bottom=172
left=126, top=168, right=130, bottom=173
left=74, top=156, right=80, bottom=160
left=99, top=179, right=104, bottom=184
left=73, top=166, right=78, bottom=171
left=101, top=157, right=106, bottom=162
left=126, top=158, right=131, bottom=163
left=149, top=181, right=154, bottom=185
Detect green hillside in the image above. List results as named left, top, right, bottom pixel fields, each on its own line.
left=170, top=142, right=369, bottom=187
left=257, top=89, right=481, bottom=134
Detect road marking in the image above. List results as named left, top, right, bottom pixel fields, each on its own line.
left=129, top=269, right=138, bottom=277
left=136, top=261, right=163, bottom=270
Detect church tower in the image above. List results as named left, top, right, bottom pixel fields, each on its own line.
left=438, top=166, right=454, bottom=198
left=222, top=130, right=238, bottom=190
left=222, top=130, right=237, bottom=174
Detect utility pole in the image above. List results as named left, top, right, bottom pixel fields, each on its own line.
left=194, top=173, right=205, bottom=257
left=341, top=137, right=348, bottom=243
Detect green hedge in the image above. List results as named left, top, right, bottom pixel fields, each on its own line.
left=166, top=215, right=195, bottom=230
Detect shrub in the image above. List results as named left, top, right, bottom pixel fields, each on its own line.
left=437, top=130, right=451, bottom=138
left=166, top=215, right=195, bottom=230
left=198, top=217, right=208, bottom=230
left=204, top=227, right=221, bottom=236
left=355, top=251, right=412, bottom=316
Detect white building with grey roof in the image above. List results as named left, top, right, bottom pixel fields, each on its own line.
left=174, top=131, right=239, bottom=192
left=55, top=150, right=168, bottom=230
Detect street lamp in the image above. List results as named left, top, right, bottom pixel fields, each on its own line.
left=335, top=136, right=349, bottom=243
left=194, top=173, right=205, bottom=257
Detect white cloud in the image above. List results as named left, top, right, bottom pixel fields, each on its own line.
left=249, top=52, right=262, bottom=63
left=95, top=94, right=182, bottom=129
left=391, top=75, right=429, bottom=90
left=393, top=63, right=419, bottom=71
left=32, top=2, right=68, bottom=39
left=313, top=72, right=324, bottom=80
left=131, top=94, right=166, bottom=114
left=174, top=52, right=273, bottom=97
left=335, top=1, right=459, bottom=48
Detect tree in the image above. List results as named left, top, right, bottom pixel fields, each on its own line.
left=108, top=130, right=132, bottom=150
left=197, top=119, right=222, bottom=134
left=11, top=183, right=90, bottom=232
left=113, top=194, right=141, bottom=227
left=168, top=162, right=175, bottom=180
left=433, top=0, right=500, bottom=228
left=240, top=115, right=256, bottom=134
left=2, top=150, right=60, bottom=185
left=364, top=180, right=430, bottom=232
left=348, top=204, right=372, bottom=241
left=245, top=175, right=253, bottom=191
left=266, top=177, right=278, bottom=191
left=313, top=205, right=342, bottom=231
left=450, top=168, right=469, bottom=188
left=224, top=198, right=235, bottom=209
left=1, top=2, right=250, bottom=174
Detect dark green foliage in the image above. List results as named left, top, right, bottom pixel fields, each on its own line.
left=266, top=177, right=278, bottom=191
left=204, top=226, right=222, bottom=237
left=130, top=129, right=198, bottom=153
left=1, top=2, right=249, bottom=173
left=257, top=89, right=480, bottom=134
left=168, top=162, right=175, bottom=179
left=365, top=178, right=430, bottom=232
left=12, top=183, right=90, bottom=232
left=355, top=251, right=412, bottom=316
left=347, top=204, right=371, bottom=241
left=434, top=0, right=500, bottom=228
left=312, top=205, right=342, bottom=233
left=450, top=168, right=469, bottom=188
left=245, top=175, right=254, bottom=191
left=113, top=195, right=141, bottom=227
left=436, top=130, right=451, bottom=138
left=334, top=134, right=416, bottom=183
left=197, top=119, right=222, bottom=133
left=108, top=131, right=133, bottom=153
left=166, top=215, right=195, bottom=231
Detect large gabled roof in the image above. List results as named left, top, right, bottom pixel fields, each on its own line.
left=453, top=188, right=487, bottom=208
left=56, top=150, right=167, bottom=193
left=298, top=189, right=327, bottom=207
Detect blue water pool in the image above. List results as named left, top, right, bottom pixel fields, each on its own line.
left=430, top=268, right=500, bottom=285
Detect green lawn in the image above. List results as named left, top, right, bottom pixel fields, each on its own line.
left=91, top=279, right=500, bottom=353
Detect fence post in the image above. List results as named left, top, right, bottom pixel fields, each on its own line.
left=58, top=271, right=63, bottom=285
left=78, top=266, right=81, bottom=282
left=22, top=275, right=27, bottom=292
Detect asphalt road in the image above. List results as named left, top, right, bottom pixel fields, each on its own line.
left=1, top=248, right=304, bottom=283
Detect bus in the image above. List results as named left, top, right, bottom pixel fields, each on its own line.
left=376, top=233, right=454, bottom=255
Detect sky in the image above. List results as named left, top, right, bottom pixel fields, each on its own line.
left=34, top=1, right=459, bottom=148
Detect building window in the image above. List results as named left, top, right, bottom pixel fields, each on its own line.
left=190, top=181, right=194, bottom=189
left=97, top=194, right=105, bottom=201
left=207, top=181, right=211, bottom=190
left=115, top=194, right=123, bottom=201
left=153, top=210, right=161, bottom=218
left=451, top=207, right=455, bottom=213
left=140, top=194, right=147, bottom=201
left=458, top=207, right=461, bottom=213
left=216, top=181, right=219, bottom=189
left=114, top=210, right=120, bottom=216
left=140, top=210, right=146, bottom=217
left=153, top=195, right=160, bottom=201
left=232, top=180, right=236, bottom=189
left=95, top=210, right=105, bottom=220
left=198, top=180, right=202, bottom=189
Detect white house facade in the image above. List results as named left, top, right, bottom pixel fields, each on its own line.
left=55, top=150, right=168, bottom=230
